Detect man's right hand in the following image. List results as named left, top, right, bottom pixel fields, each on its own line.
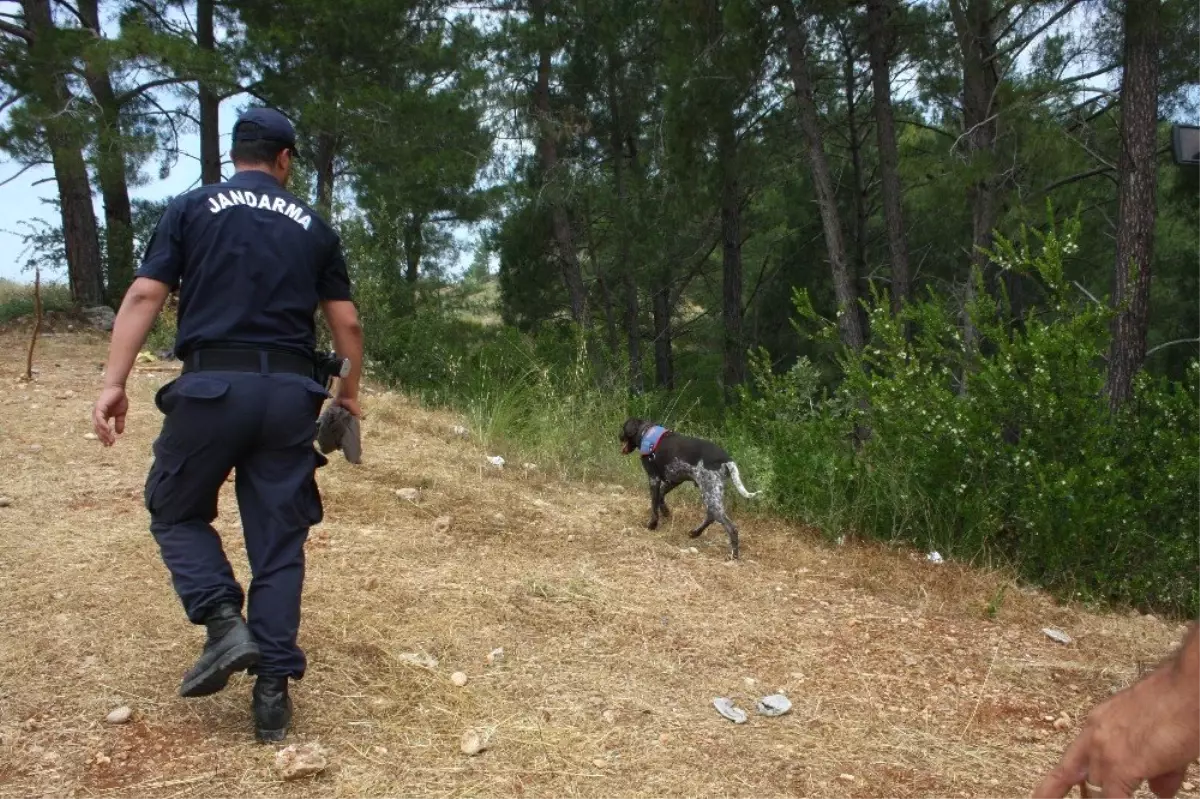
left=334, top=395, right=362, bottom=418
left=1032, top=624, right=1200, bottom=798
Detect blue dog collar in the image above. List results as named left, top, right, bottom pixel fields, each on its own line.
left=640, top=425, right=670, bottom=456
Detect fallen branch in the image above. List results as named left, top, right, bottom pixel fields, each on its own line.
left=24, top=267, right=41, bottom=381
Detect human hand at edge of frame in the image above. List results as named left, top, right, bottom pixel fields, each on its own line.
left=1031, top=652, right=1200, bottom=799
left=93, top=385, right=129, bottom=446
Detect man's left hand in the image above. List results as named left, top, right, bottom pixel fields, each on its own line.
left=93, top=386, right=129, bottom=446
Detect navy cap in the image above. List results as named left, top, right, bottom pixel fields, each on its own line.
left=232, top=107, right=296, bottom=148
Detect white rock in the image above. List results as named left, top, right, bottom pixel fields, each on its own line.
left=83, top=433, right=98, bottom=441
left=566, top=535, right=575, bottom=543
left=395, top=487, right=420, bottom=502
left=756, top=693, right=793, bottom=718
left=486, top=455, right=505, bottom=469
left=29, top=445, right=42, bottom=453
left=839, top=774, right=856, bottom=782
left=451, top=425, right=470, bottom=438
left=450, top=671, right=468, bottom=687
left=105, top=706, right=132, bottom=724
left=460, top=728, right=489, bottom=756
left=486, top=647, right=504, bottom=666
left=687, top=547, right=699, bottom=554
left=274, top=743, right=327, bottom=780
left=926, top=550, right=944, bottom=564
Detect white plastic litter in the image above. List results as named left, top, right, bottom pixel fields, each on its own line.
left=712, top=697, right=747, bottom=724
left=1042, top=627, right=1073, bottom=645
left=756, top=694, right=793, bottom=717
left=926, top=551, right=944, bottom=564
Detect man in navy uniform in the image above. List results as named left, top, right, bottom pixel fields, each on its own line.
left=92, top=107, right=364, bottom=743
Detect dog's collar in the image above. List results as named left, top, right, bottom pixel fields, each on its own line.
left=640, top=425, right=670, bottom=457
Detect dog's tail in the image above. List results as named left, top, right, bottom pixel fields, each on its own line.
left=724, top=462, right=760, bottom=498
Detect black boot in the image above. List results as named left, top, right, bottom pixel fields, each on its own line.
left=253, top=675, right=293, bottom=743
left=179, top=603, right=261, bottom=698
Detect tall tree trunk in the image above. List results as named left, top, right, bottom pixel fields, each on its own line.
left=79, top=0, right=135, bottom=302
left=778, top=0, right=865, bottom=351
left=651, top=276, right=674, bottom=390
left=197, top=0, right=221, bottom=184
left=866, top=0, right=911, bottom=313
left=1104, top=0, right=1161, bottom=410
left=314, top=132, right=338, bottom=218
left=21, top=0, right=104, bottom=307
left=948, top=0, right=1001, bottom=354
left=607, top=50, right=644, bottom=394
left=716, top=110, right=746, bottom=400
left=402, top=212, right=425, bottom=284
left=531, top=0, right=588, bottom=327
left=841, top=32, right=868, bottom=280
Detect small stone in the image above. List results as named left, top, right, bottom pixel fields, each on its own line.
left=1142, top=613, right=1157, bottom=623
left=658, top=733, right=669, bottom=744
left=601, top=709, right=616, bottom=724
left=450, top=671, right=468, bottom=687
left=29, top=445, right=42, bottom=453
left=743, top=677, right=757, bottom=688
left=83, top=433, right=98, bottom=441
left=0, top=497, right=11, bottom=508
left=460, top=728, right=489, bottom=756
left=372, top=746, right=388, bottom=755
left=486, top=647, right=504, bottom=666
left=1053, top=713, right=1071, bottom=730
left=364, top=576, right=379, bottom=590
left=395, top=487, right=420, bottom=502
left=687, top=547, right=699, bottom=554
left=566, top=535, right=575, bottom=543
left=1182, top=782, right=1194, bottom=792
left=839, top=774, right=855, bottom=782
left=93, top=753, right=111, bottom=766
left=42, top=751, right=59, bottom=763
left=274, top=743, right=327, bottom=780
left=105, top=706, right=133, bottom=725
left=592, top=758, right=608, bottom=769
left=432, top=516, right=452, bottom=534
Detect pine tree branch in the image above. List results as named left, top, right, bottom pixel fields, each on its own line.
left=116, top=77, right=196, bottom=107
left=0, top=19, right=34, bottom=44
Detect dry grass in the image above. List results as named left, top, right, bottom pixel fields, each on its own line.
left=0, top=327, right=1195, bottom=798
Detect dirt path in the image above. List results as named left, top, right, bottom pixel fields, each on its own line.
left=0, top=330, right=1193, bottom=798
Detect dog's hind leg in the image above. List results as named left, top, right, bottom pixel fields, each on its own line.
left=688, top=510, right=715, bottom=538
left=695, top=467, right=740, bottom=559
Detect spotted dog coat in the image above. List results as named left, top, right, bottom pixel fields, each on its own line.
left=619, top=417, right=760, bottom=559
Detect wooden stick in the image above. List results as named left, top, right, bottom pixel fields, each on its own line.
left=24, top=266, right=41, bottom=381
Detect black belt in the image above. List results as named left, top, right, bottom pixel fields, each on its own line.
left=182, top=348, right=316, bottom=379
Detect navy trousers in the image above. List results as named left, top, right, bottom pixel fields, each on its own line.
left=144, top=370, right=329, bottom=679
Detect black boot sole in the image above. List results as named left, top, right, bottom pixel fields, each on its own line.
left=179, top=642, right=261, bottom=698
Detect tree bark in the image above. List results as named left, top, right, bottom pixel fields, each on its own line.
left=531, top=0, right=588, bottom=327
left=1104, top=0, right=1161, bottom=410
left=948, top=0, right=1001, bottom=353
left=21, top=0, right=105, bottom=307
left=840, top=31, right=868, bottom=280
left=197, top=0, right=221, bottom=185
left=778, top=0, right=865, bottom=351
left=402, top=212, right=425, bottom=284
left=866, top=0, right=911, bottom=313
left=716, top=108, right=746, bottom=399
left=607, top=48, right=644, bottom=394
left=651, top=276, right=674, bottom=390
left=79, top=0, right=135, bottom=303
left=314, top=132, right=338, bottom=218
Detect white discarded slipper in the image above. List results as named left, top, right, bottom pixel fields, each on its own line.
left=756, top=694, right=792, bottom=717
left=712, top=697, right=747, bottom=724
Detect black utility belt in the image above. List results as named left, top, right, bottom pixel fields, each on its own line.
left=182, top=348, right=316, bottom=379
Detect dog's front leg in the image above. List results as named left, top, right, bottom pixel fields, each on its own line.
left=646, top=478, right=662, bottom=530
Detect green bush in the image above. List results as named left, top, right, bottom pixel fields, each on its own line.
left=734, top=212, right=1199, bottom=615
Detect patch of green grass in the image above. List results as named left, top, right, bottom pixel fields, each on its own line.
left=0, top=279, right=73, bottom=323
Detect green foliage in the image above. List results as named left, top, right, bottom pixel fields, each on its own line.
left=733, top=212, right=1199, bottom=616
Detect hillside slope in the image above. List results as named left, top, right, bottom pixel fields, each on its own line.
left=0, top=329, right=1192, bottom=798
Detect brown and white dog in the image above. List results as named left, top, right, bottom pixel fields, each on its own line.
left=619, top=417, right=759, bottom=559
